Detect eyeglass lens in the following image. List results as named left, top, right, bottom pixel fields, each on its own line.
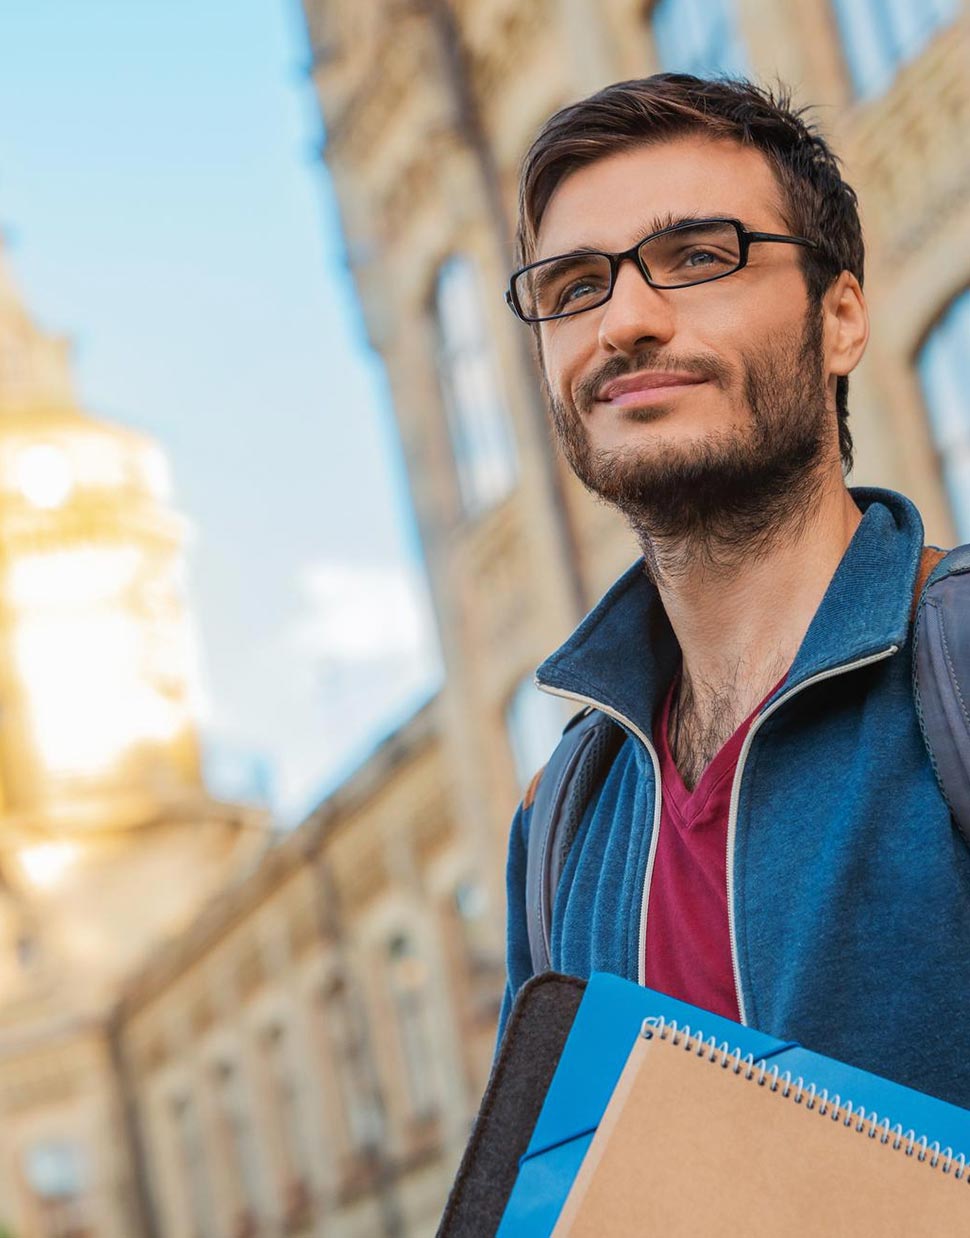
left=516, top=220, right=743, bottom=319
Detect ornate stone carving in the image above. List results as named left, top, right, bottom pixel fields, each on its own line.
left=464, top=0, right=555, bottom=107
left=845, top=28, right=970, bottom=261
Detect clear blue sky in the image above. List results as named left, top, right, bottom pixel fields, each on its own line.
left=0, top=0, right=441, bottom=822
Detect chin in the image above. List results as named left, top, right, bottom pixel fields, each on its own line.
left=594, top=421, right=735, bottom=456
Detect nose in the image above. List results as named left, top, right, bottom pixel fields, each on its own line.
left=597, top=256, right=676, bottom=355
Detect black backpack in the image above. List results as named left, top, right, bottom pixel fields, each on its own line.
left=525, top=545, right=970, bottom=974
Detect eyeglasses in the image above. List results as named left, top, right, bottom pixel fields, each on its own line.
left=506, top=217, right=818, bottom=323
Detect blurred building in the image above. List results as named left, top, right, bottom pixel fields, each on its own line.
left=0, top=239, right=499, bottom=1238
left=3, top=2, right=970, bottom=1237
left=113, top=702, right=499, bottom=1238
left=0, top=243, right=268, bottom=1237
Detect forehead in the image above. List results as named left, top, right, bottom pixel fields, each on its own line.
left=535, top=135, right=786, bottom=258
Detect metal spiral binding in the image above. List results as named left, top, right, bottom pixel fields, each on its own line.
left=640, top=1017, right=969, bottom=1183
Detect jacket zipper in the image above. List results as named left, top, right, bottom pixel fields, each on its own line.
left=725, top=644, right=899, bottom=1025
left=535, top=681, right=663, bottom=984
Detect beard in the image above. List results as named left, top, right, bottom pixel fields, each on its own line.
left=546, top=310, right=832, bottom=577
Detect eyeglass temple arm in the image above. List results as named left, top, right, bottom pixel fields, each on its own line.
left=746, top=231, right=818, bottom=249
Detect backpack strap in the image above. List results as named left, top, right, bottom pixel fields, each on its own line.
left=525, top=707, right=624, bottom=974
left=913, top=544, right=970, bottom=843
left=910, top=546, right=947, bottom=622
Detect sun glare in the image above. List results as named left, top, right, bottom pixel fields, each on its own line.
left=8, top=546, right=197, bottom=777
left=18, top=842, right=79, bottom=889
left=15, top=443, right=74, bottom=509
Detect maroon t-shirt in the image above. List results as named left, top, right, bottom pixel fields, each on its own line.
left=644, top=674, right=784, bottom=1021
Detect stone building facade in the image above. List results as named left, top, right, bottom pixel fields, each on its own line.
left=4, top=3, right=970, bottom=1237
left=0, top=244, right=500, bottom=1238
left=113, top=701, right=501, bottom=1238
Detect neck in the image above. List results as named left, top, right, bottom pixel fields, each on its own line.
left=646, top=467, right=862, bottom=748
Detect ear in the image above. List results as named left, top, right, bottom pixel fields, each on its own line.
left=823, top=271, right=868, bottom=383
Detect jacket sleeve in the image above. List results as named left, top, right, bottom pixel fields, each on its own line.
left=495, top=785, right=540, bottom=1050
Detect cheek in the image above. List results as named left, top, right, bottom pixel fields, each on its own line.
left=689, top=288, right=808, bottom=373
left=684, top=286, right=756, bottom=344
left=539, top=329, right=581, bottom=402
left=734, top=277, right=809, bottom=338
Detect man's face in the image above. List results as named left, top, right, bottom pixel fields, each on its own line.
left=534, top=136, right=837, bottom=545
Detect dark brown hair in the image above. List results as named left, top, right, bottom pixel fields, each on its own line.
left=516, top=74, right=864, bottom=471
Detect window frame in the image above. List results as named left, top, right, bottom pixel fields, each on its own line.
left=431, top=253, right=519, bottom=522
left=916, top=285, right=970, bottom=542
left=649, top=0, right=749, bottom=78
left=829, top=0, right=959, bottom=100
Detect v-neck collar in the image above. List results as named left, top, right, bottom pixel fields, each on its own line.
left=654, top=672, right=785, bottom=828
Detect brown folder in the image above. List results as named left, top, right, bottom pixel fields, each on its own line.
left=552, top=1025, right=970, bottom=1236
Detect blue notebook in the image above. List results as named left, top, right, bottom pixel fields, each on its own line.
left=497, top=972, right=970, bottom=1237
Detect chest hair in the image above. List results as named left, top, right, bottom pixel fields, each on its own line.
left=669, top=665, right=785, bottom=792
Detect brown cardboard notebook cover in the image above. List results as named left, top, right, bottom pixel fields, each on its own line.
left=552, top=1029, right=970, bottom=1236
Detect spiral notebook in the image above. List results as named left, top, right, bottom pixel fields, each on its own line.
left=553, top=1015, right=970, bottom=1234
left=497, top=973, right=970, bottom=1236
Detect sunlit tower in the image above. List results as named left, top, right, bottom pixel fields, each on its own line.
left=0, top=238, right=265, bottom=1004
left=0, top=243, right=203, bottom=834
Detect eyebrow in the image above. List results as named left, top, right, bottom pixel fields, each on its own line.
left=629, top=209, right=705, bottom=241
left=536, top=211, right=748, bottom=263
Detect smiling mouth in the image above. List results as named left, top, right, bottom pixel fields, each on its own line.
left=597, top=377, right=708, bottom=409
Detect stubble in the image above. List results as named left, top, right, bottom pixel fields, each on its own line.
left=546, top=311, right=832, bottom=581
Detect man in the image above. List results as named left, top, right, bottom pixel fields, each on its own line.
left=498, top=75, right=970, bottom=1108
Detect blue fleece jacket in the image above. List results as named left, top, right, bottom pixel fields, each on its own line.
left=500, top=488, right=970, bottom=1108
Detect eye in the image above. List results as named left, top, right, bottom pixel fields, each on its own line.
left=550, top=270, right=609, bottom=314
left=680, top=246, right=732, bottom=270
left=559, top=276, right=602, bottom=305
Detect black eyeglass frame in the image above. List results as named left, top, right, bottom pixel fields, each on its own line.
left=505, top=217, right=819, bottom=323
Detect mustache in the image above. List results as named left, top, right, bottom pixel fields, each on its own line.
left=574, top=349, right=735, bottom=412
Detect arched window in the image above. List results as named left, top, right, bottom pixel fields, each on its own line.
left=22, top=1141, right=89, bottom=1238
left=830, top=0, right=958, bottom=100
left=505, top=674, right=572, bottom=791
left=259, top=1022, right=311, bottom=1223
left=321, top=974, right=384, bottom=1153
left=452, top=877, right=501, bottom=975
left=387, top=932, right=438, bottom=1120
left=651, top=0, right=748, bottom=77
left=433, top=255, right=518, bottom=519
left=168, top=1094, right=215, bottom=1238
left=917, top=288, right=970, bottom=540
left=210, top=1058, right=262, bottom=1225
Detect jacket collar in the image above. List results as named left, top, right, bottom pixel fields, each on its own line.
left=535, top=487, right=925, bottom=742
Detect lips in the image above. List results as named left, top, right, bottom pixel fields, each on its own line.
left=594, top=371, right=708, bottom=409
left=596, top=371, right=708, bottom=403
